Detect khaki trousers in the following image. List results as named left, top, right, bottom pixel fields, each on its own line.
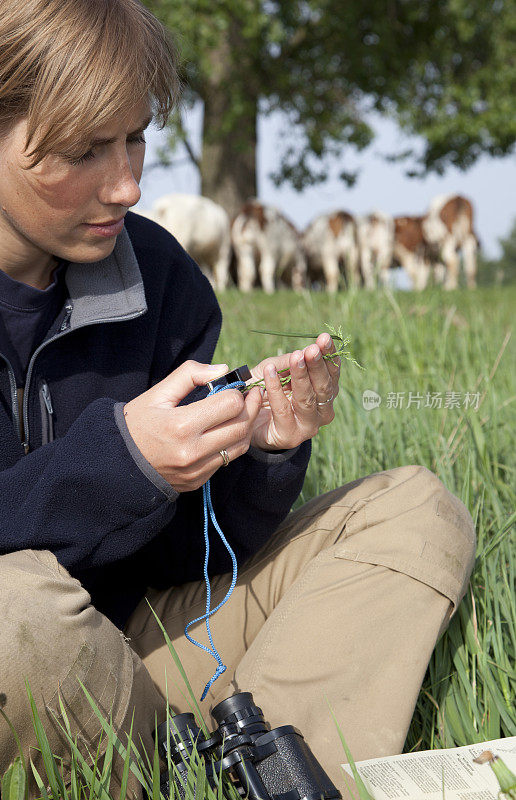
left=0, top=465, right=476, bottom=796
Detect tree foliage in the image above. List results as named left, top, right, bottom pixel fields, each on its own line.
left=142, top=0, right=516, bottom=195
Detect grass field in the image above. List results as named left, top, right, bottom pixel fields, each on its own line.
left=3, top=284, right=514, bottom=797
left=215, top=284, right=516, bottom=752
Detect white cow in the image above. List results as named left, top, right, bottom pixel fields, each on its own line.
left=357, top=212, right=395, bottom=289
left=137, top=194, right=232, bottom=291
left=422, top=194, right=478, bottom=289
left=231, top=200, right=307, bottom=293
left=302, top=211, right=360, bottom=292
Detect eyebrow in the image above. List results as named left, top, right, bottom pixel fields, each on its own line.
left=88, top=114, right=154, bottom=147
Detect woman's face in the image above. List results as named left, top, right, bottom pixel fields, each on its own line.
left=0, top=96, right=152, bottom=267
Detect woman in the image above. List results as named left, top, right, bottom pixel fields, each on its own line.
left=0, top=0, right=476, bottom=795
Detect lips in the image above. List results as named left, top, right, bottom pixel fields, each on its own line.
left=87, top=217, right=125, bottom=226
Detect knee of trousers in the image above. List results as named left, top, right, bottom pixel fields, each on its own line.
left=0, top=549, right=134, bottom=772
left=335, top=464, right=477, bottom=612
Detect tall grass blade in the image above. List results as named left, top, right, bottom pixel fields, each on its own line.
left=146, top=601, right=208, bottom=734
left=26, top=681, right=66, bottom=798
left=1, top=757, right=27, bottom=800
left=326, top=701, right=374, bottom=800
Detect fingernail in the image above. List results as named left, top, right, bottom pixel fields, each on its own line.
left=312, top=348, right=322, bottom=361
left=208, top=363, right=228, bottom=370
left=298, top=355, right=305, bottom=369
left=324, top=337, right=332, bottom=352
left=266, top=364, right=277, bottom=379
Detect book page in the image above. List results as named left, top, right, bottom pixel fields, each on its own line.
left=341, top=736, right=516, bottom=799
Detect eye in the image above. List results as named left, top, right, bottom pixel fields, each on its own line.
left=66, top=132, right=145, bottom=166
left=68, top=150, right=95, bottom=166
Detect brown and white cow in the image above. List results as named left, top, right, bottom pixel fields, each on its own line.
left=231, top=200, right=307, bottom=293
left=422, top=194, right=478, bottom=289
left=302, top=211, right=360, bottom=292
left=357, top=212, right=395, bottom=289
left=137, top=194, right=232, bottom=291
left=393, top=216, right=435, bottom=290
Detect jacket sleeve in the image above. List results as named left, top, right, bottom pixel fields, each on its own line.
left=0, top=397, right=178, bottom=570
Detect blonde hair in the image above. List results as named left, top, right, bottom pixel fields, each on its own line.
left=0, top=0, right=180, bottom=166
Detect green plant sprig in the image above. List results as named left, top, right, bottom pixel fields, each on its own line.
left=474, top=751, right=516, bottom=799
left=243, top=324, right=364, bottom=393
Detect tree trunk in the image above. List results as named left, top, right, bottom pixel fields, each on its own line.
left=201, top=93, right=257, bottom=219
left=199, top=21, right=258, bottom=219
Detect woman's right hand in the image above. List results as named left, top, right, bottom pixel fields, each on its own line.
left=123, top=361, right=263, bottom=492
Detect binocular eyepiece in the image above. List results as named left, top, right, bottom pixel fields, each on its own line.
left=156, top=691, right=342, bottom=800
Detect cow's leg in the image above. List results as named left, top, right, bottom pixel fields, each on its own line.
left=236, top=244, right=256, bottom=292
left=377, top=248, right=394, bottom=288
left=321, top=253, right=340, bottom=292
left=291, top=252, right=307, bottom=292
left=415, top=256, right=431, bottom=290
left=442, top=239, right=460, bottom=290
left=360, top=248, right=375, bottom=289
left=433, top=262, right=447, bottom=285
left=346, top=241, right=363, bottom=288
left=462, top=234, right=477, bottom=289
left=213, top=235, right=232, bottom=292
left=259, top=251, right=276, bottom=294
left=378, top=254, right=392, bottom=288
left=396, top=246, right=419, bottom=290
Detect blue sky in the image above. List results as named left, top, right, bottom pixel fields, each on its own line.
left=138, top=104, right=516, bottom=259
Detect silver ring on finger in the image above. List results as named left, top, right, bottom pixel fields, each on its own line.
left=316, top=393, right=335, bottom=407
left=219, top=448, right=230, bottom=467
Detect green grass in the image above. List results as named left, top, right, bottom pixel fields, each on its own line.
left=215, top=284, right=516, bottom=752
left=2, top=284, right=515, bottom=797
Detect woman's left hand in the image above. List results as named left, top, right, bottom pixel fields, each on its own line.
left=249, top=332, right=340, bottom=452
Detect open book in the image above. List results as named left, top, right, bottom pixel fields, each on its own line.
left=342, top=736, right=516, bottom=799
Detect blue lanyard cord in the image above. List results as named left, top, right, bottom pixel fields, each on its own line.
left=183, top=380, right=247, bottom=701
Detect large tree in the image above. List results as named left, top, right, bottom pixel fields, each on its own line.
left=142, top=0, right=516, bottom=216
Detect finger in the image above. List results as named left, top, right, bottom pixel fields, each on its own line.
left=316, top=332, right=341, bottom=377
left=152, top=361, right=229, bottom=408
left=289, top=350, right=318, bottom=416
left=244, top=385, right=265, bottom=424
left=190, top=388, right=246, bottom=434
left=304, top=343, right=337, bottom=403
left=198, top=386, right=263, bottom=452
left=250, top=352, right=292, bottom=382
left=263, top=362, right=295, bottom=427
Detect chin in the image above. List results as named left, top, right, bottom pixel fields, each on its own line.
left=65, top=237, right=118, bottom=264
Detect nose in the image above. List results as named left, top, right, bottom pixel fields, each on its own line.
left=99, top=152, right=142, bottom=209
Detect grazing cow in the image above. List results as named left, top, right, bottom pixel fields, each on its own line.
left=422, top=194, right=478, bottom=289
left=231, top=200, right=306, bottom=293
left=140, top=194, right=232, bottom=291
left=357, top=212, right=395, bottom=289
left=393, top=216, right=436, bottom=290
left=302, top=211, right=360, bottom=292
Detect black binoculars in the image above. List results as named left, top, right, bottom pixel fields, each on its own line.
left=156, top=691, right=342, bottom=800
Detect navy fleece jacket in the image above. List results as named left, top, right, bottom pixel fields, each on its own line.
left=0, top=212, right=311, bottom=628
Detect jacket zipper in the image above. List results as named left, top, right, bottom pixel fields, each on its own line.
left=21, top=302, right=145, bottom=453
left=0, top=353, right=24, bottom=448
left=39, top=380, right=55, bottom=445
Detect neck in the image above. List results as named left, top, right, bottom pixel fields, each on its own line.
left=0, top=253, right=58, bottom=290
left=0, top=214, right=58, bottom=289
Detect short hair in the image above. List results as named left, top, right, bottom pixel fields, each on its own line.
left=0, top=0, right=181, bottom=166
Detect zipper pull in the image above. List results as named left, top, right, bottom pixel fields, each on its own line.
left=60, top=301, right=73, bottom=332
left=41, top=381, right=53, bottom=415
